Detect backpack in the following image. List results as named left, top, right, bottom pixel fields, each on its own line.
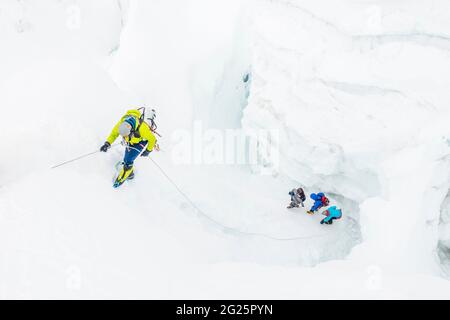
left=130, top=107, right=159, bottom=139
left=137, top=107, right=160, bottom=136
left=321, top=195, right=329, bottom=206
left=297, top=188, right=306, bottom=202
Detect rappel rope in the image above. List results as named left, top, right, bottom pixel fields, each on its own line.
left=51, top=144, right=339, bottom=242
left=51, top=143, right=121, bottom=169
left=148, top=156, right=333, bottom=241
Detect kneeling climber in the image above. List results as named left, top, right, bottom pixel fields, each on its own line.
left=320, top=206, right=342, bottom=225
left=307, top=192, right=329, bottom=215
left=287, top=188, right=306, bottom=209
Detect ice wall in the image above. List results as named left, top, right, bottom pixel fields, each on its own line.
left=0, top=0, right=128, bottom=81
left=0, top=0, right=131, bottom=183
left=1, top=0, right=450, bottom=297
left=242, top=0, right=450, bottom=199
left=241, top=0, right=450, bottom=274
left=437, top=148, right=450, bottom=275
left=110, top=0, right=246, bottom=133
left=439, top=191, right=450, bottom=274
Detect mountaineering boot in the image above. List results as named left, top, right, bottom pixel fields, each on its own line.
left=307, top=210, right=315, bottom=215
left=287, top=203, right=299, bottom=209
left=127, top=171, right=135, bottom=180
left=113, top=164, right=134, bottom=188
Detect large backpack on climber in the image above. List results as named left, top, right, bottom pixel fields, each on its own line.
left=134, top=107, right=160, bottom=137
left=138, top=107, right=161, bottom=151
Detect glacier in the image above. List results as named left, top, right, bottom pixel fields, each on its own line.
left=0, top=0, right=449, bottom=299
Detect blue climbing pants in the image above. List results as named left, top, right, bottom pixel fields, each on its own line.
left=123, top=141, right=148, bottom=166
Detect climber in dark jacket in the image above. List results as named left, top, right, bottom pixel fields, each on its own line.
left=287, top=188, right=306, bottom=209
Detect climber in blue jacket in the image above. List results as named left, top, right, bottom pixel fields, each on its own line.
left=320, top=206, right=343, bottom=225
left=307, top=192, right=330, bottom=215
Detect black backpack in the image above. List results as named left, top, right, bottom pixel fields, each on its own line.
left=297, top=188, right=306, bottom=202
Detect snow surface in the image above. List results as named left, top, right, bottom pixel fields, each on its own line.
left=0, top=0, right=449, bottom=299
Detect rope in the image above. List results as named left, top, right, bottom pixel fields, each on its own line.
left=51, top=143, right=120, bottom=169
left=49, top=143, right=336, bottom=242
left=148, top=157, right=332, bottom=241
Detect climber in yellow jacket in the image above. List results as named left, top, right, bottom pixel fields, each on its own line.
left=100, top=109, right=157, bottom=187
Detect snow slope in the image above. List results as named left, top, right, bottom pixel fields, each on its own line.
left=0, top=0, right=449, bottom=299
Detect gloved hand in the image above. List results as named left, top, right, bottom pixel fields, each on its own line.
left=141, top=149, right=151, bottom=157
left=100, top=141, right=111, bottom=152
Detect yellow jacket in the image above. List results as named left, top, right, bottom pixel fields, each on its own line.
left=106, top=109, right=157, bottom=152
